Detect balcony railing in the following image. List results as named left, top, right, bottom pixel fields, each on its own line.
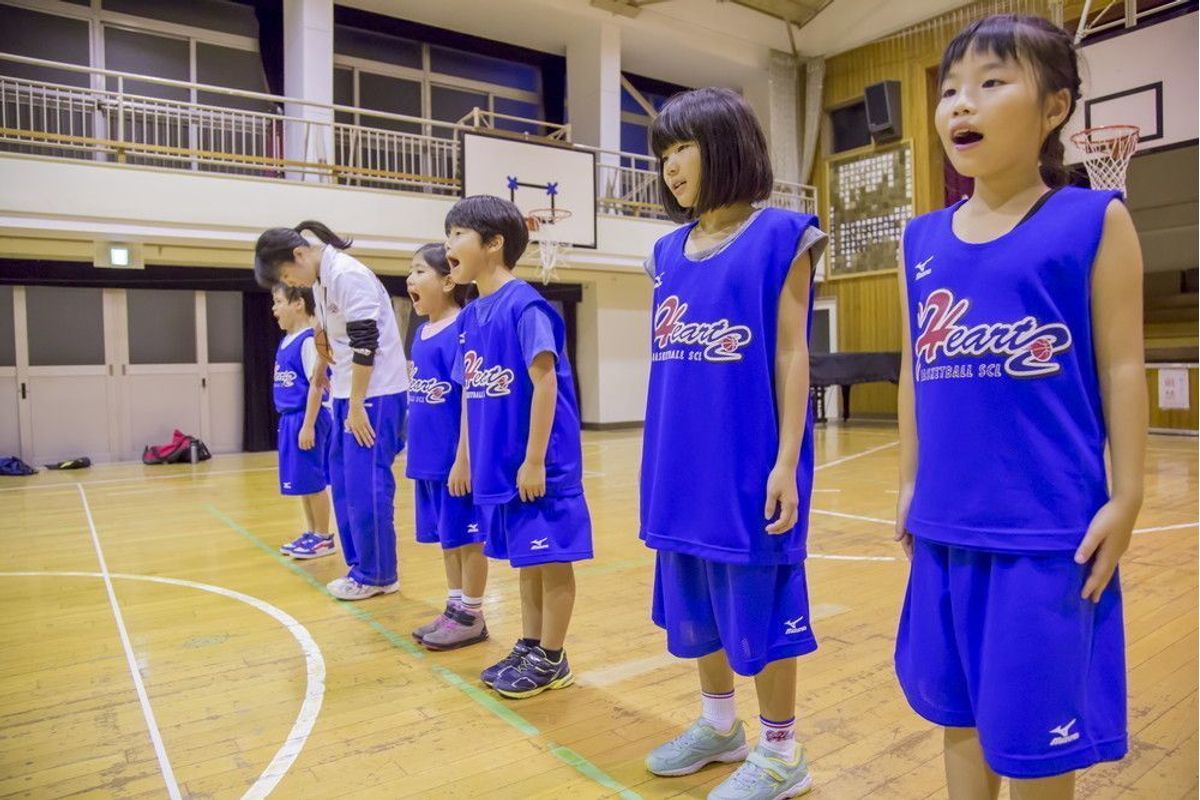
left=0, top=53, right=816, bottom=219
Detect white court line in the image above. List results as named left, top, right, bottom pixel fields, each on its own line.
left=1133, top=522, right=1198, bottom=534
left=812, top=508, right=896, bottom=526
left=0, top=569, right=325, bottom=800
left=0, top=466, right=278, bottom=493
left=813, top=506, right=1197, bottom=538
left=77, top=484, right=182, bottom=799
left=814, top=441, right=898, bottom=472
left=808, top=552, right=898, bottom=562
left=813, top=488, right=842, bottom=494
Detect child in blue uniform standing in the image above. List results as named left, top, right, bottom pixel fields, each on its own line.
left=894, top=16, right=1146, bottom=800
left=444, top=195, right=593, bottom=699
left=255, top=221, right=410, bottom=602
left=639, top=87, right=826, bottom=800
left=406, top=242, right=489, bottom=650
left=271, top=284, right=334, bottom=559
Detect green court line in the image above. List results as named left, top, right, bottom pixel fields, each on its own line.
left=430, top=665, right=539, bottom=736
left=205, top=504, right=640, bottom=799
left=550, top=746, right=643, bottom=800
left=204, top=504, right=424, bottom=658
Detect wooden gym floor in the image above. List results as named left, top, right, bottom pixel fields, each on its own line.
left=0, top=426, right=1195, bottom=799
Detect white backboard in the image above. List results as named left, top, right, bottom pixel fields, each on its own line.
left=1064, top=11, right=1199, bottom=163
left=461, top=132, right=598, bottom=249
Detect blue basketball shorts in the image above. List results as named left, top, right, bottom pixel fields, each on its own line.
left=413, top=479, right=486, bottom=550
left=651, top=550, right=818, bottom=677
left=895, top=536, right=1128, bottom=778
left=481, top=493, right=593, bottom=567
left=277, top=408, right=331, bottom=496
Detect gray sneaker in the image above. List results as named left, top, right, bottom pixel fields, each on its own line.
left=421, top=606, right=488, bottom=651
left=645, top=718, right=749, bottom=777
left=707, top=744, right=812, bottom=800
left=412, top=603, right=455, bottom=642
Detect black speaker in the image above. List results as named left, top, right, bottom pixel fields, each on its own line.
left=864, top=80, right=902, bottom=143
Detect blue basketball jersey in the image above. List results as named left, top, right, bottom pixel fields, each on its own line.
left=903, top=186, right=1123, bottom=552
left=640, top=208, right=822, bottom=565
left=406, top=318, right=463, bottom=481
left=456, top=280, right=583, bottom=505
left=273, top=329, right=314, bottom=413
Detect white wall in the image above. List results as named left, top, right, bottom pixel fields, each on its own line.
left=577, top=272, right=652, bottom=425
left=0, top=153, right=672, bottom=426
left=0, top=154, right=665, bottom=272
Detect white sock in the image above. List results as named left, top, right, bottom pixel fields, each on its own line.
left=460, top=594, right=483, bottom=613
left=701, top=690, right=737, bottom=732
left=447, top=589, right=463, bottom=606
left=758, top=716, right=796, bottom=761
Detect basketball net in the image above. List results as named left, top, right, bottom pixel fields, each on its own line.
left=1070, top=125, right=1139, bottom=194
left=527, top=208, right=572, bottom=285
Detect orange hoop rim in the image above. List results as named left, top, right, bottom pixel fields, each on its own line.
left=526, top=207, right=573, bottom=230
left=1070, top=124, right=1140, bottom=149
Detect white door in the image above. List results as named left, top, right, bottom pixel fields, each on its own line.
left=21, top=285, right=120, bottom=464
left=813, top=297, right=840, bottom=420
left=119, top=288, right=203, bottom=461
left=0, top=286, right=21, bottom=458
left=202, top=290, right=244, bottom=454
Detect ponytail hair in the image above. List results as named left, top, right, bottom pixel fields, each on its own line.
left=254, top=220, right=352, bottom=288
left=939, top=14, right=1081, bottom=188
left=415, top=242, right=471, bottom=308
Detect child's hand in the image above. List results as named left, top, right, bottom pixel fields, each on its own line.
left=448, top=457, right=471, bottom=497
left=764, top=464, right=798, bottom=534
left=298, top=424, right=315, bottom=451
left=346, top=402, right=375, bottom=448
left=517, top=459, right=546, bottom=503
left=894, top=484, right=914, bottom=560
left=1075, top=498, right=1138, bottom=603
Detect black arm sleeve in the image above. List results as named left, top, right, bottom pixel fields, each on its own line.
left=346, top=319, right=379, bottom=366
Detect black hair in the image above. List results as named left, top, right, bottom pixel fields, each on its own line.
left=272, top=284, right=315, bottom=316
left=254, top=221, right=352, bottom=288
left=444, top=195, right=530, bottom=269
left=414, top=242, right=471, bottom=308
left=650, top=87, right=774, bottom=224
left=938, top=14, right=1081, bottom=187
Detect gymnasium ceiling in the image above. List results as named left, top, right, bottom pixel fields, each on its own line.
left=345, top=1, right=979, bottom=81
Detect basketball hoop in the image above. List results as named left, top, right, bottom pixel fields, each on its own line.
left=527, top=207, right=572, bottom=285
left=1070, top=125, right=1139, bottom=194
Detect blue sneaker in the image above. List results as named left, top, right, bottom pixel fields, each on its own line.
left=481, top=640, right=533, bottom=687
left=707, top=744, right=812, bottom=800
left=291, top=533, right=336, bottom=560
left=492, top=646, right=573, bottom=699
left=280, top=532, right=314, bottom=556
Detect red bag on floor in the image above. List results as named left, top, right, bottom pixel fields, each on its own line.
left=142, top=430, right=211, bottom=465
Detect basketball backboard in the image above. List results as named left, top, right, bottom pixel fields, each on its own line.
left=461, top=132, right=598, bottom=249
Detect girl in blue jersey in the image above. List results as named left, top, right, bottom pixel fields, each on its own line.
left=255, top=221, right=411, bottom=602
left=444, top=195, right=593, bottom=700
left=271, top=284, right=335, bottom=560
left=639, top=87, right=826, bottom=800
left=406, top=243, right=489, bottom=650
left=894, top=16, right=1146, bottom=799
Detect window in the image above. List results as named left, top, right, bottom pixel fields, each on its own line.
left=333, top=25, right=545, bottom=138
left=0, top=5, right=90, bottom=87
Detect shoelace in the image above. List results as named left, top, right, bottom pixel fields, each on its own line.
left=730, top=751, right=789, bottom=786
left=665, top=723, right=710, bottom=754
